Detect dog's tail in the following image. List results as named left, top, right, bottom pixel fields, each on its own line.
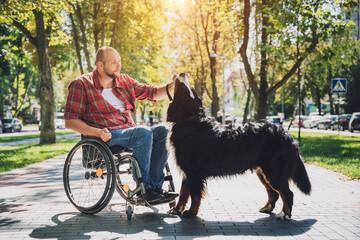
left=293, top=155, right=311, bottom=195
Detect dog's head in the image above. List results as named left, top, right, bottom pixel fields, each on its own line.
left=166, top=73, right=204, bottom=123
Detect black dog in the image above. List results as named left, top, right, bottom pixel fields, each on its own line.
left=166, top=73, right=311, bottom=220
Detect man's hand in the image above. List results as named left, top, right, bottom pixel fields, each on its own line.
left=167, top=75, right=176, bottom=92
left=99, top=128, right=112, bottom=142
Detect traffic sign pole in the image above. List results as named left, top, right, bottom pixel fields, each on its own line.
left=331, top=78, right=347, bottom=135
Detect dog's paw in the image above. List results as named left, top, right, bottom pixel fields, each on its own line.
left=169, top=207, right=182, bottom=216
left=275, top=211, right=291, bottom=220
left=181, top=210, right=197, bottom=218
left=259, top=204, right=274, bottom=213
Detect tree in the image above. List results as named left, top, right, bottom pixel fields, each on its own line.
left=1, top=0, right=71, bottom=144
left=239, top=0, right=347, bottom=120
left=67, top=1, right=93, bottom=72
left=167, top=0, right=237, bottom=117
left=66, top=0, right=173, bottom=121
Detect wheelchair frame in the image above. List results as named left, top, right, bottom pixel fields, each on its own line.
left=63, top=136, right=176, bottom=220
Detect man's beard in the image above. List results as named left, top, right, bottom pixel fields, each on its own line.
left=104, top=69, right=120, bottom=79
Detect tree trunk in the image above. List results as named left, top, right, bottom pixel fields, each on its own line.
left=14, top=73, right=33, bottom=117
left=15, top=64, right=19, bottom=112
left=199, top=1, right=220, bottom=117
left=110, top=2, right=121, bottom=47
left=329, top=92, right=334, bottom=115
left=193, top=13, right=206, bottom=98
left=315, top=87, right=321, bottom=115
left=70, top=13, right=84, bottom=74
left=327, top=66, right=334, bottom=114
left=210, top=56, right=219, bottom=117
left=195, top=68, right=200, bottom=94
left=101, top=20, right=105, bottom=47
left=209, top=29, right=220, bottom=117
left=74, top=2, right=92, bottom=72
left=34, top=9, right=55, bottom=144
left=242, top=88, right=251, bottom=124
left=257, top=0, right=269, bottom=120
left=239, top=0, right=260, bottom=102
left=93, top=1, right=102, bottom=52
left=256, top=93, right=269, bottom=120
left=240, top=0, right=320, bottom=121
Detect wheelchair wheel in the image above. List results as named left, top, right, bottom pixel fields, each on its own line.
left=63, top=141, right=116, bottom=214
left=115, top=154, right=141, bottom=205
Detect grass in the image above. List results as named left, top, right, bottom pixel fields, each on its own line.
left=0, top=131, right=76, bottom=143
left=0, top=137, right=80, bottom=173
left=291, top=131, right=360, bottom=179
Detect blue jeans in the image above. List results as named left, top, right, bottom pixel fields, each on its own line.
left=107, top=125, right=169, bottom=188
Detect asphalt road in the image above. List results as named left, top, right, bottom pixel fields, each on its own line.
left=0, top=126, right=71, bottom=138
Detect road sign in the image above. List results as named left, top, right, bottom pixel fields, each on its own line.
left=332, top=78, right=347, bottom=93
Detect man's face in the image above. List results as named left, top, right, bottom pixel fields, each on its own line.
left=102, top=50, right=121, bottom=79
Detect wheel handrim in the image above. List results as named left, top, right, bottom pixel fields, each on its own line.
left=64, top=143, right=112, bottom=211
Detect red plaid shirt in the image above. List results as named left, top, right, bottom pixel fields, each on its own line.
left=64, top=70, right=157, bottom=130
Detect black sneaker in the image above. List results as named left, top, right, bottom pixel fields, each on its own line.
left=145, top=188, right=166, bottom=204
left=154, top=186, right=179, bottom=201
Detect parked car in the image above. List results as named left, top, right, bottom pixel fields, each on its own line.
left=331, top=114, right=351, bottom=131
left=266, top=116, right=283, bottom=125
left=303, top=115, right=322, bottom=129
left=1, top=118, right=23, bottom=133
left=349, top=112, right=360, bottom=132
left=38, top=118, right=66, bottom=130
left=291, top=115, right=307, bottom=128
left=317, top=115, right=337, bottom=130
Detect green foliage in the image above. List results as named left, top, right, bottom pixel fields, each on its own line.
left=266, top=1, right=354, bottom=117
left=265, top=0, right=346, bottom=78
left=0, top=24, right=38, bottom=117
left=0, top=0, right=78, bottom=120
left=165, top=0, right=238, bottom=108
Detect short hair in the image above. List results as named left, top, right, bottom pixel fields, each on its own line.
left=95, top=46, right=118, bottom=64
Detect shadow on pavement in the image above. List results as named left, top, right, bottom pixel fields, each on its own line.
left=29, top=211, right=316, bottom=239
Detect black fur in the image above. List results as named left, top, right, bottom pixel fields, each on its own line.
left=167, top=74, right=311, bottom=219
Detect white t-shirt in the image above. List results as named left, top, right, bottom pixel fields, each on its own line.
left=101, top=88, right=125, bottom=111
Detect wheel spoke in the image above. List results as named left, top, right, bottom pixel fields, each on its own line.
left=63, top=141, right=115, bottom=214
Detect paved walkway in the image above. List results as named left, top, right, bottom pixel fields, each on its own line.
left=0, top=153, right=359, bottom=239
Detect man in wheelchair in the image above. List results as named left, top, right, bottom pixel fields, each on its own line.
left=64, top=46, right=178, bottom=204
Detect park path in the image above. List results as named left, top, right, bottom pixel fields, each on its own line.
left=0, top=152, right=359, bottom=239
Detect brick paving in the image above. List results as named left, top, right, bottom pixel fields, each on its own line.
left=0, top=153, right=359, bottom=240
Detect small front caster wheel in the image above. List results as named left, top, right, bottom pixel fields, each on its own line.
left=126, top=205, right=133, bottom=220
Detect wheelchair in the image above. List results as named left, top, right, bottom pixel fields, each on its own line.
left=63, top=136, right=176, bottom=220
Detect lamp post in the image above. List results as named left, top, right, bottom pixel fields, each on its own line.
left=210, top=52, right=225, bottom=124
